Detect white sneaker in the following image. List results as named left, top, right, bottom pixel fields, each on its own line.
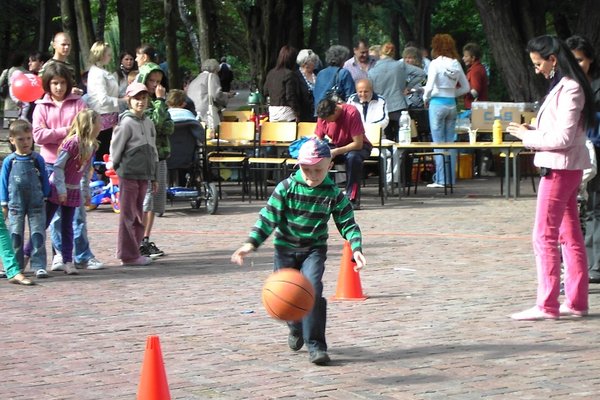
left=63, top=262, right=79, bottom=275
left=50, top=254, right=65, bottom=271
left=35, top=269, right=49, bottom=278
left=426, top=183, right=445, bottom=188
left=85, top=257, right=105, bottom=270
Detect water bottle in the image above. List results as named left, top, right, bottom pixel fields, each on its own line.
left=493, top=119, right=503, bottom=144
left=398, top=111, right=411, bottom=143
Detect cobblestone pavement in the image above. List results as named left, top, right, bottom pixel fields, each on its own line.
left=2, top=178, right=600, bottom=399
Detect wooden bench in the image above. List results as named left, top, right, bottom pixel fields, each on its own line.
left=1, top=109, right=20, bottom=129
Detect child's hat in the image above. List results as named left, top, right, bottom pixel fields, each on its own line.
left=126, top=82, right=148, bottom=97
left=297, top=138, right=331, bottom=165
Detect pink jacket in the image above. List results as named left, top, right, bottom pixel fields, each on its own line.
left=32, top=93, right=87, bottom=164
left=523, top=77, right=591, bottom=170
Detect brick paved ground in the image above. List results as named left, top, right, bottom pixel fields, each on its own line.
left=2, top=176, right=600, bottom=399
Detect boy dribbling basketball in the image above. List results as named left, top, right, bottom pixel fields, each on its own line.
left=231, top=138, right=366, bottom=365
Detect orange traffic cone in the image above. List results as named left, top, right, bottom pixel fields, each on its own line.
left=137, top=336, right=171, bottom=400
left=331, top=241, right=367, bottom=301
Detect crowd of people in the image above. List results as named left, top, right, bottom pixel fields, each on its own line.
left=1, top=32, right=600, bottom=346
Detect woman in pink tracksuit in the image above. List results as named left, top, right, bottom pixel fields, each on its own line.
left=508, top=35, right=597, bottom=320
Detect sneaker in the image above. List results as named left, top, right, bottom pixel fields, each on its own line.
left=121, top=256, right=152, bottom=266
left=85, top=258, right=105, bottom=270
left=559, top=303, right=588, bottom=317
left=0, top=269, right=5, bottom=278
left=63, top=262, right=79, bottom=275
left=146, top=242, right=165, bottom=258
left=140, top=242, right=163, bottom=258
left=510, top=306, right=559, bottom=321
left=309, top=350, right=331, bottom=365
left=426, top=182, right=445, bottom=188
left=139, top=242, right=152, bottom=257
left=288, top=333, right=304, bottom=351
left=35, top=269, right=49, bottom=279
left=350, top=199, right=361, bottom=210
left=50, top=254, right=65, bottom=271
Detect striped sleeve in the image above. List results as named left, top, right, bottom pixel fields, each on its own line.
left=331, top=190, right=363, bottom=253
left=246, top=179, right=289, bottom=249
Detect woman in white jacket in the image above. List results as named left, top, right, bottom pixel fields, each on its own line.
left=87, top=41, right=122, bottom=159
left=423, top=34, right=470, bottom=188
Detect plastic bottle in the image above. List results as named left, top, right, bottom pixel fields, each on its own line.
left=493, top=119, right=503, bottom=144
left=399, top=111, right=411, bottom=143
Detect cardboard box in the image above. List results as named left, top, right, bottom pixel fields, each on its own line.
left=471, top=102, right=534, bottom=130
left=521, top=111, right=537, bottom=125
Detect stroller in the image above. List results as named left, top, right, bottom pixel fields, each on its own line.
left=88, top=154, right=120, bottom=213
left=167, top=120, right=218, bottom=214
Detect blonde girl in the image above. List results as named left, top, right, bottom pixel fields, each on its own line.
left=36, top=110, right=100, bottom=275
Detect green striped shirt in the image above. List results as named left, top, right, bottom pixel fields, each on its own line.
left=247, top=170, right=363, bottom=253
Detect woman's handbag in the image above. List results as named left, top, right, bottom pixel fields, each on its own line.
left=324, top=68, right=344, bottom=103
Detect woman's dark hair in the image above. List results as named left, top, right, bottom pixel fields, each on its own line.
left=117, top=50, right=137, bottom=81
left=526, top=35, right=595, bottom=129
left=29, top=51, right=51, bottom=63
left=566, top=35, right=600, bottom=80
left=275, top=45, right=299, bottom=70
left=41, top=61, right=74, bottom=95
left=136, top=44, right=157, bottom=62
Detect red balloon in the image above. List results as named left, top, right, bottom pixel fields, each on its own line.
left=11, top=73, right=45, bottom=102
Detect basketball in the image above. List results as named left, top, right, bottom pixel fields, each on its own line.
left=262, top=268, right=315, bottom=321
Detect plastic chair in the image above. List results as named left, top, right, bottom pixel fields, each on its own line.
left=248, top=121, right=297, bottom=199
left=207, top=121, right=256, bottom=201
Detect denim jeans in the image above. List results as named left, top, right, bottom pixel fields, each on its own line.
left=273, top=246, right=328, bottom=352
left=428, top=100, right=458, bottom=185
left=534, top=169, right=588, bottom=314
left=7, top=155, right=46, bottom=271
left=45, top=163, right=95, bottom=263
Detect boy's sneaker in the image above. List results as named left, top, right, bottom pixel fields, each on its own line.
left=63, top=262, right=79, bottom=275
left=75, top=257, right=105, bottom=270
left=309, top=350, right=330, bottom=365
left=50, top=254, right=65, bottom=271
left=121, top=256, right=152, bottom=266
left=35, top=269, right=49, bottom=279
left=288, top=333, right=304, bottom=351
left=140, top=241, right=164, bottom=258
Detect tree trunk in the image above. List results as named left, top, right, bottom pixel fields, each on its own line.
left=577, top=0, right=600, bottom=55
left=164, top=0, right=181, bottom=89
left=414, top=0, right=432, bottom=48
left=60, top=0, right=81, bottom=81
left=474, top=0, right=546, bottom=102
left=239, top=0, right=304, bottom=89
left=195, top=0, right=211, bottom=62
left=177, top=0, right=202, bottom=69
left=117, top=0, right=141, bottom=54
left=390, top=11, right=401, bottom=59
left=336, top=0, right=352, bottom=49
left=96, top=0, right=109, bottom=41
left=322, top=0, right=335, bottom=48
left=39, top=0, right=61, bottom=52
left=74, top=0, right=95, bottom=67
left=308, top=0, right=323, bottom=51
